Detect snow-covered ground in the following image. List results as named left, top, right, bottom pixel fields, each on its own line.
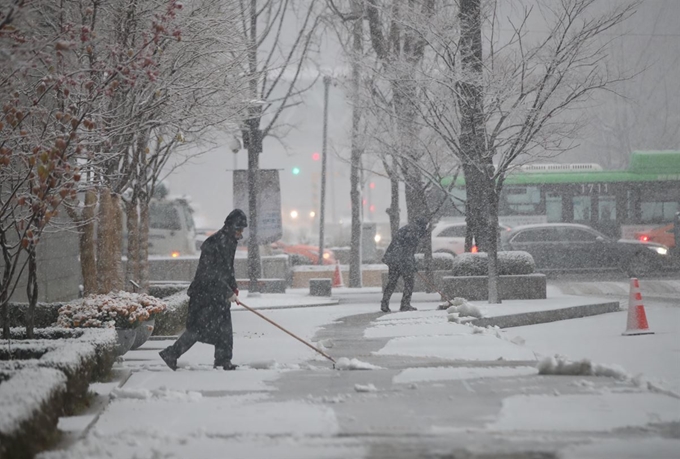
left=35, top=289, right=680, bottom=459
left=514, top=299, right=680, bottom=393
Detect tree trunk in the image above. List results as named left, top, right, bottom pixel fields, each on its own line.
left=387, top=160, right=400, bottom=238
left=458, top=0, right=492, bottom=251
left=462, top=164, right=490, bottom=251
left=247, top=134, right=262, bottom=293
left=96, top=188, right=112, bottom=293
left=25, top=246, right=37, bottom=338
left=111, top=193, right=124, bottom=291
left=349, top=8, right=363, bottom=288
left=139, top=196, right=150, bottom=293
left=487, top=183, right=501, bottom=304
left=96, top=188, right=122, bottom=293
left=125, top=196, right=139, bottom=291
left=1, top=231, right=11, bottom=338
left=80, top=190, right=98, bottom=295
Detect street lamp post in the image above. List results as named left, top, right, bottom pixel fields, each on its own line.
left=318, top=76, right=331, bottom=265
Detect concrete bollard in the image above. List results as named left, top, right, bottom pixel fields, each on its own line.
left=309, top=278, right=332, bottom=297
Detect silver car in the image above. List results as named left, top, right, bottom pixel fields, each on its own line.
left=501, top=223, right=669, bottom=277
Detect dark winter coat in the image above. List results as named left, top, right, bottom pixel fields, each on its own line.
left=382, top=219, right=429, bottom=273
left=185, top=226, right=239, bottom=344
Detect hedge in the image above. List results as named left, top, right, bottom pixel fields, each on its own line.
left=451, top=251, right=535, bottom=276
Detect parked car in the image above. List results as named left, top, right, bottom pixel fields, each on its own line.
left=500, top=223, right=669, bottom=277
left=635, top=223, right=675, bottom=249
left=147, top=198, right=197, bottom=257
left=270, top=241, right=336, bottom=265
left=431, top=221, right=512, bottom=255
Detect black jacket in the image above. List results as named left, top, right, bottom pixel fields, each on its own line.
left=382, top=219, right=428, bottom=272
left=186, top=226, right=239, bottom=344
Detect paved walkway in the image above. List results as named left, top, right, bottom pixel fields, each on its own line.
left=42, top=285, right=680, bottom=459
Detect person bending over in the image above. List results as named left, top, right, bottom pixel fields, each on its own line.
left=380, top=216, right=429, bottom=313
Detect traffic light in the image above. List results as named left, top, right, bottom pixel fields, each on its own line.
left=369, top=182, right=375, bottom=189
left=312, top=152, right=320, bottom=161
left=292, top=167, right=301, bottom=175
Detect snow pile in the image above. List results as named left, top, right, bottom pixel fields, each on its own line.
left=246, top=360, right=299, bottom=370
left=446, top=298, right=483, bottom=321
left=540, top=356, right=680, bottom=399
left=334, top=357, right=383, bottom=370
left=437, top=296, right=466, bottom=310
left=354, top=383, right=377, bottom=393
left=538, top=355, right=629, bottom=379
left=307, top=394, right=350, bottom=404
left=111, top=387, right=203, bottom=402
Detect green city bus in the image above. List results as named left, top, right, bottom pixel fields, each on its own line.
left=439, top=151, right=680, bottom=239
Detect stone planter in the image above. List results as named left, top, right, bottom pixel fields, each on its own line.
left=130, top=318, right=155, bottom=350
left=115, top=328, right=137, bottom=356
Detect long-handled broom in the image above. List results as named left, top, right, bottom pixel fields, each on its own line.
left=237, top=299, right=337, bottom=368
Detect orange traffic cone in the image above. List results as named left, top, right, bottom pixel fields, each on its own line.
left=332, top=261, right=344, bottom=288
left=622, top=278, right=654, bottom=336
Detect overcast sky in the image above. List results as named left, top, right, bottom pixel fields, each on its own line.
left=165, top=0, right=679, bottom=239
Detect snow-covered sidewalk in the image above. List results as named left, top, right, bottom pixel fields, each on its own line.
left=38, top=289, right=680, bottom=459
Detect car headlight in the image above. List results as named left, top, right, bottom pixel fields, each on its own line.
left=647, top=246, right=668, bottom=256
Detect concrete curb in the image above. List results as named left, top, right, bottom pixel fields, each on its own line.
left=470, top=301, right=621, bottom=328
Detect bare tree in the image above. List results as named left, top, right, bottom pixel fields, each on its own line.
left=363, top=0, right=436, bottom=229
left=63, top=0, right=248, bottom=295
left=0, top=0, right=142, bottom=336
left=236, top=0, right=323, bottom=293
left=416, top=0, right=637, bottom=302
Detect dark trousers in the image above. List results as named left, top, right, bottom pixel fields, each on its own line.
left=163, top=322, right=233, bottom=366
left=381, top=265, right=415, bottom=309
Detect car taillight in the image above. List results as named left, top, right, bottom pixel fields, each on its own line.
left=171, top=251, right=180, bottom=258
left=638, top=235, right=649, bottom=242
left=471, top=245, right=478, bottom=253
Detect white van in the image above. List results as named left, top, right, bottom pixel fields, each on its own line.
left=148, top=198, right=197, bottom=257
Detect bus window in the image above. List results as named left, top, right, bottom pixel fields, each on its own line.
left=573, top=196, right=591, bottom=222
left=640, top=189, right=679, bottom=223
left=546, top=192, right=562, bottom=222
left=501, top=186, right=541, bottom=215
left=641, top=201, right=678, bottom=223
left=598, top=196, right=616, bottom=221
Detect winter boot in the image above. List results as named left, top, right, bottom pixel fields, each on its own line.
left=215, top=360, right=238, bottom=371
left=380, top=302, right=391, bottom=313
left=159, top=349, right=178, bottom=371
left=399, top=305, right=417, bottom=312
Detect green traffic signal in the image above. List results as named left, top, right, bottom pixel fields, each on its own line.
left=292, top=167, right=301, bottom=175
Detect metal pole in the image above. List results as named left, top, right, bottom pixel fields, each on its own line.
left=318, top=76, right=330, bottom=265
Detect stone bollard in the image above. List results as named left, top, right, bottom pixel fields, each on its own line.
left=309, top=278, right=332, bottom=297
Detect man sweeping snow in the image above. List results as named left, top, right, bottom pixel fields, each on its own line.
left=380, top=216, right=430, bottom=313
left=159, top=209, right=247, bottom=371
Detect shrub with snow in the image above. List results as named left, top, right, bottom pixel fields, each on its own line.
left=451, top=251, right=535, bottom=276
left=415, top=253, right=455, bottom=271
left=57, top=291, right=167, bottom=329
